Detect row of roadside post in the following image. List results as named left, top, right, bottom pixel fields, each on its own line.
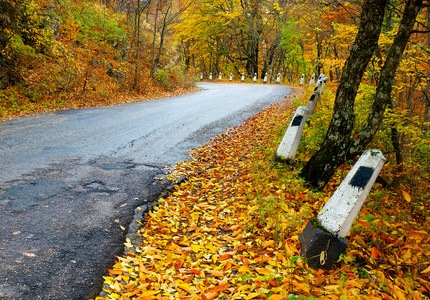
left=273, top=74, right=386, bottom=270
left=200, top=72, right=314, bottom=85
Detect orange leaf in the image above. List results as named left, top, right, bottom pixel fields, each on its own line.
left=218, top=253, right=233, bottom=261
left=176, top=282, right=193, bottom=294
left=371, top=246, right=378, bottom=259
left=223, top=261, right=232, bottom=271
left=256, top=268, right=275, bottom=275
left=229, top=224, right=242, bottom=231
left=238, top=245, right=249, bottom=251
left=253, top=255, right=271, bottom=262
left=356, top=220, right=369, bottom=228
left=202, top=293, right=218, bottom=300
left=292, top=280, right=310, bottom=293
left=108, top=269, right=122, bottom=275
left=207, top=270, right=224, bottom=277
left=206, top=284, right=229, bottom=293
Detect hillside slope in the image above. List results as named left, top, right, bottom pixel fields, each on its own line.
left=0, top=0, right=196, bottom=120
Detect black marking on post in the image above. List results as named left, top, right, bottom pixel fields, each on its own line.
left=350, top=166, right=374, bottom=188
left=310, top=94, right=316, bottom=101
left=292, top=115, right=303, bottom=126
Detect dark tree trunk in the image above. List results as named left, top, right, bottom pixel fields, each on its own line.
left=301, top=0, right=423, bottom=189
left=424, top=91, right=430, bottom=131
left=261, top=35, right=281, bottom=80
left=423, top=7, right=430, bottom=132
left=300, top=0, right=388, bottom=189
left=348, top=0, right=423, bottom=155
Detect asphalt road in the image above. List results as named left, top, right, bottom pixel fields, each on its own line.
left=0, top=82, right=291, bottom=299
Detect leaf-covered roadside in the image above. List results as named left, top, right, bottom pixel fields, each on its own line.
left=94, top=88, right=430, bottom=300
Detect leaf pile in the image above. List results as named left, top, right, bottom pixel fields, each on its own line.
left=95, top=88, right=430, bottom=300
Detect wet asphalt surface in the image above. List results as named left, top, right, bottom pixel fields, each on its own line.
left=0, top=82, right=291, bottom=299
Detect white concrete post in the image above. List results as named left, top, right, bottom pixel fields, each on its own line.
left=219, top=72, right=222, bottom=80
left=275, top=106, right=309, bottom=162
left=263, top=72, right=268, bottom=84
left=276, top=73, right=281, bottom=84
left=318, top=150, right=386, bottom=238
left=309, top=74, right=315, bottom=85
left=306, top=92, right=320, bottom=115
left=241, top=73, right=245, bottom=82
left=299, top=74, right=305, bottom=86
left=314, top=75, right=328, bottom=94
left=229, top=73, right=233, bottom=82
left=209, top=73, right=212, bottom=80
left=200, top=73, right=203, bottom=80
left=299, top=149, right=386, bottom=270
left=320, top=76, right=328, bottom=94
left=253, top=73, right=257, bottom=82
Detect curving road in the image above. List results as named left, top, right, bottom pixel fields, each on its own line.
left=0, top=82, right=291, bottom=299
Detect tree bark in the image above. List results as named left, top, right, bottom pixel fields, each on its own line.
left=300, top=0, right=388, bottom=189
left=349, top=0, right=423, bottom=155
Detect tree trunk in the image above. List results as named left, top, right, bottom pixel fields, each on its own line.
left=301, top=0, right=423, bottom=189
left=132, top=0, right=141, bottom=89
left=151, top=2, right=171, bottom=79
left=300, top=0, right=388, bottom=189
left=349, top=0, right=422, bottom=155
left=150, top=0, right=160, bottom=79
left=424, top=91, right=430, bottom=131
left=423, top=7, right=430, bottom=132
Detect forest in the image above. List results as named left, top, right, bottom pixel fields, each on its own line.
left=2, top=0, right=430, bottom=298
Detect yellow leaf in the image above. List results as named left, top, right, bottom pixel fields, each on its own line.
left=191, top=244, right=202, bottom=252
left=402, top=190, right=411, bottom=202
left=268, top=295, right=283, bottom=300
left=124, top=238, right=133, bottom=248
left=237, top=284, right=252, bottom=292
left=248, top=205, right=259, bottom=214
left=176, top=282, right=193, bottom=294
left=139, top=290, right=160, bottom=297
left=421, top=265, right=430, bottom=274
left=256, top=268, right=274, bottom=275
left=263, top=240, right=275, bottom=248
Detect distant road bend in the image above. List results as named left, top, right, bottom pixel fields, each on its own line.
left=0, top=82, right=291, bottom=299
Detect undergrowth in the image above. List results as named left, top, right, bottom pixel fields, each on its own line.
left=0, top=0, right=197, bottom=120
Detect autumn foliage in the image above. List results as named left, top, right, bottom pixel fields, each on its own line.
left=0, top=0, right=196, bottom=119
left=95, top=88, right=430, bottom=299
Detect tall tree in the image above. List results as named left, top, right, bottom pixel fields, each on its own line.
left=301, top=0, right=425, bottom=189
left=150, top=0, right=190, bottom=79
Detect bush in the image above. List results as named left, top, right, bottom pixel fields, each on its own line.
left=155, top=69, right=170, bottom=88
